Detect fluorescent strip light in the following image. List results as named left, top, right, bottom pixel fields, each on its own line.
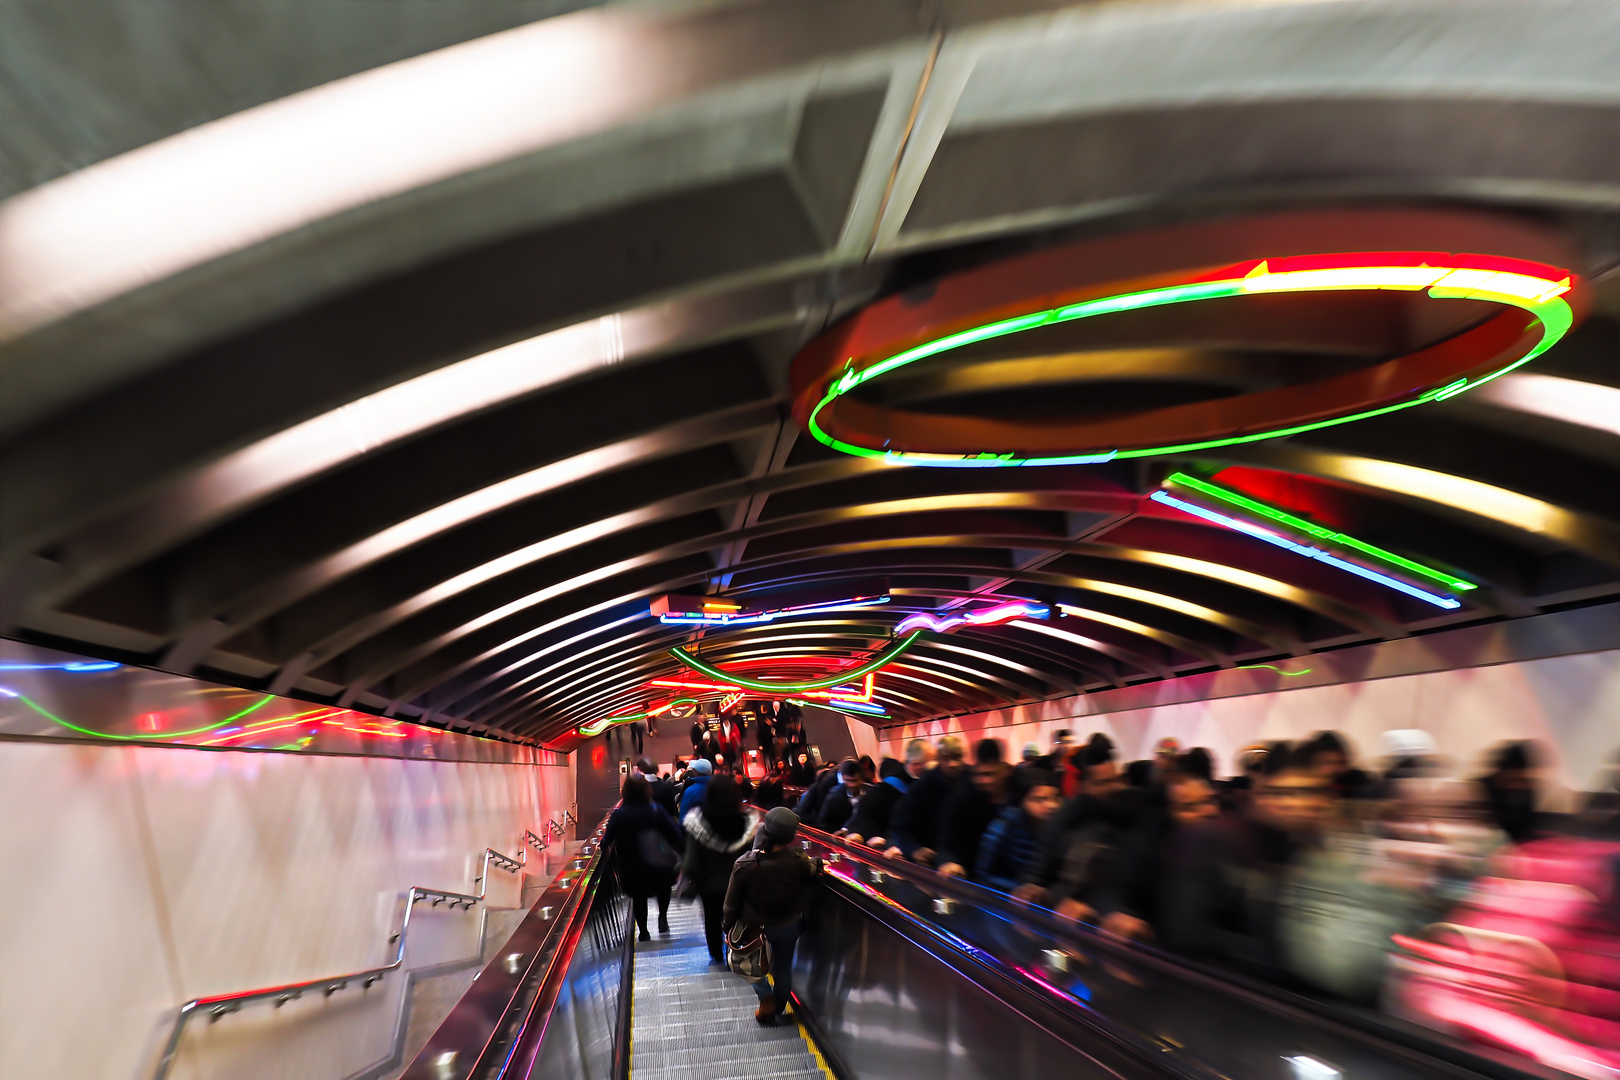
left=1472, top=374, right=1620, bottom=438
left=0, top=15, right=655, bottom=342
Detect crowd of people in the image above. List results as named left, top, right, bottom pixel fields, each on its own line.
left=792, top=728, right=1620, bottom=1009
left=684, top=701, right=811, bottom=778
left=600, top=756, right=823, bottom=1028
left=601, top=724, right=1618, bottom=1051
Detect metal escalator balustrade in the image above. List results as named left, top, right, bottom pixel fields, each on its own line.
left=792, top=825, right=1568, bottom=1080
left=151, top=828, right=566, bottom=1080
left=404, top=813, right=626, bottom=1080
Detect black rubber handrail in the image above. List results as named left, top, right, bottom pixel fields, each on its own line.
left=798, top=824, right=1559, bottom=1080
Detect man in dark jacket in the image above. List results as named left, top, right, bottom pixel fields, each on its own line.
left=638, top=757, right=677, bottom=818
left=815, top=759, right=865, bottom=832
left=885, top=735, right=965, bottom=865
left=723, top=807, right=821, bottom=1026
left=1088, top=771, right=1224, bottom=951
left=843, top=757, right=911, bottom=845
left=1017, top=736, right=1127, bottom=906
left=937, top=739, right=1014, bottom=879
left=976, top=771, right=1061, bottom=892
left=795, top=762, right=842, bottom=822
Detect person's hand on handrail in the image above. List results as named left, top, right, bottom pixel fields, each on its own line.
left=1055, top=898, right=1096, bottom=923
left=1011, top=883, right=1046, bottom=905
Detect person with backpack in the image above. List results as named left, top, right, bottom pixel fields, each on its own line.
left=601, top=774, right=683, bottom=941
left=681, top=775, right=760, bottom=965
left=722, top=807, right=821, bottom=1026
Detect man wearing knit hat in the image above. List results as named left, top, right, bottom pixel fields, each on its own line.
left=722, top=806, right=821, bottom=1025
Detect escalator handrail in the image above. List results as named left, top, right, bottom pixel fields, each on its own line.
left=398, top=811, right=620, bottom=1079
left=799, top=825, right=1561, bottom=1080
left=151, top=838, right=543, bottom=1080
left=483, top=824, right=617, bottom=1079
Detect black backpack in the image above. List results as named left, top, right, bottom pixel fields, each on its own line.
left=638, top=827, right=680, bottom=877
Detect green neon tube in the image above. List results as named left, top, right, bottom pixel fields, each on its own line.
left=807, top=259, right=1575, bottom=467
left=1166, top=472, right=1475, bottom=591
left=668, top=632, right=924, bottom=692
left=10, top=692, right=275, bottom=740
left=1239, top=663, right=1314, bottom=677
left=577, top=698, right=698, bottom=738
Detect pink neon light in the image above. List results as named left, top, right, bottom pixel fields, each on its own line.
left=896, top=601, right=1049, bottom=635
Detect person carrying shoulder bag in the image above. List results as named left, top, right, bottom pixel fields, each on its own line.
left=722, top=807, right=821, bottom=1026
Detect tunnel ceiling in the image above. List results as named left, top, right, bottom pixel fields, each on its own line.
left=1, top=0, right=1617, bottom=746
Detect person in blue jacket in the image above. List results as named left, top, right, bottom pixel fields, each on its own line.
left=975, top=771, right=1062, bottom=893
left=678, top=758, right=713, bottom=817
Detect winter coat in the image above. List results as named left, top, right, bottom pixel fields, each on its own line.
left=723, top=843, right=820, bottom=930
left=975, top=805, right=1044, bottom=892
left=795, top=769, right=839, bottom=821
left=602, top=803, right=684, bottom=899
left=678, top=775, right=711, bottom=818
left=753, top=776, right=785, bottom=810
left=681, top=807, right=760, bottom=897
left=714, top=721, right=744, bottom=759
left=889, top=764, right=962, bottom=858
left=816, top=784, right=861, bottom=832
left=936, top=783, right=1004, bottom=876
left=1023, top=793, right=1137, bottom=889
left=647, top=774, right=677, bottom=818
left=845, top=774, right=908, bottom=840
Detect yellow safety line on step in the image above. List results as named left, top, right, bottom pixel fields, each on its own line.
left=793, top=1014, right=835, bottom=1079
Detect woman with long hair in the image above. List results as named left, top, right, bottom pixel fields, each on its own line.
left=680, top=775, right=759, bottom=964
left=602, top=774, right=684, bottom=941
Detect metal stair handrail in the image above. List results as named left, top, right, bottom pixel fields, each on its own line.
left=150, top=831, right=551, bottom=1080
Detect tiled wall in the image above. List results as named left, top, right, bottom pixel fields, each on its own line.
left=0, top=739, right=573, bottom=1080
left=879, top=646, right=1620, bottom=803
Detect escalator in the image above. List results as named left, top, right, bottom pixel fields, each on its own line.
left=403, top=817, right=1572, bottom=1080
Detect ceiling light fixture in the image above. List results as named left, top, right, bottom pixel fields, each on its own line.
left=796, top=248, right=1578, bottom=467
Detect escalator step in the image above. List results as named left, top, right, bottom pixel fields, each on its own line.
left=629, top=903, right=828, bottom=1079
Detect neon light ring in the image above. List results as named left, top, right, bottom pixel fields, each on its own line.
left=789, top=211, right=1586, bottom=466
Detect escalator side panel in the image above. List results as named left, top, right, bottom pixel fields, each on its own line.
left=797, top=885, right=1140, bottom=1080
left=527, top=885, right=630, bottom=1080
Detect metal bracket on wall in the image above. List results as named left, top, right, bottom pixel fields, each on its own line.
left=150, top=834, right=544, bottom=1080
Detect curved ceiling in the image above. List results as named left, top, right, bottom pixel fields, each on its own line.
left=1, top=0, right=1617, bottom=746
